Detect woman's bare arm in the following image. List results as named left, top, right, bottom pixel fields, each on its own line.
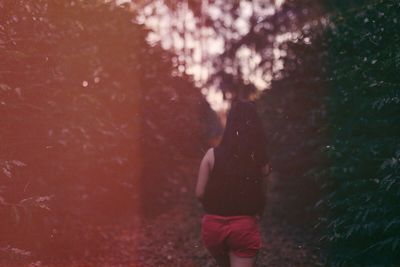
left=195, top=148, right=214, bottom=201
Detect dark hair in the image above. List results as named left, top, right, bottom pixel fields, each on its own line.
left=218, top=100, right=268, bottom=167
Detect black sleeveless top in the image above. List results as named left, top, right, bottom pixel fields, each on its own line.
left=201, top=146, right=266, bottom=216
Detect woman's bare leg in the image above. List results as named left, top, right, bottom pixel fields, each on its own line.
left=229, top=251, right=256, bottom=267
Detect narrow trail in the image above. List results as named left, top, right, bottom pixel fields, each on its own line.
left=89, top=199, right=325, bottom=267
left=9, top=162, right=325, bottom=267
left=85, top=164, right=325, bottom=267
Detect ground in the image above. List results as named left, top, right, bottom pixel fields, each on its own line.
left=107, top=202, right=325, bottom=267
left=1, top=164, right=326, bottom=267
left=46, top=200, right=324, bottom=267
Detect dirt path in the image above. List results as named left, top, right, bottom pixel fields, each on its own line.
left=4, top=199, right=325, bottom=267
left=2, top=162, right=325, bottom=267
left=85, top=199, right=326, bottom=267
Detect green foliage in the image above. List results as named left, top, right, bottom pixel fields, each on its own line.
left=321, top=0, right=374, bottom=12
left=0, top=0, right=212, bottom=259
left=318, top=1, right=400, bottom=265
left=257, top=26, right=329, bottom=224
left=259, top=0, right=400, bottom=265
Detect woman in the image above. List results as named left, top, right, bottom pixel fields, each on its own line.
left=196, top=100, right=271, bottom=267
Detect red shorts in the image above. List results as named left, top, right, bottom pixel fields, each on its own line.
left=201, top=214, right=262, bottom=258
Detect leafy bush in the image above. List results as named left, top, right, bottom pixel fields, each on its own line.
left=0, top=0, right=213, bottom=259
left=258, top=0, right=400, bottom=265
left=318, top=1, right=400, bottom=265
left=257, top=25, right=329, bottom=224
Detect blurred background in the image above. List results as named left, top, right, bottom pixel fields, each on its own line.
left=0, top=0, right=399, bottom=266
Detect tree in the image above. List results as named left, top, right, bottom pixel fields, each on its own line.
left=0, top=0, right=215, bottom=260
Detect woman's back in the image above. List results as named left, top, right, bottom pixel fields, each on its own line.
left=201, top=145, right=266, bottom=216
